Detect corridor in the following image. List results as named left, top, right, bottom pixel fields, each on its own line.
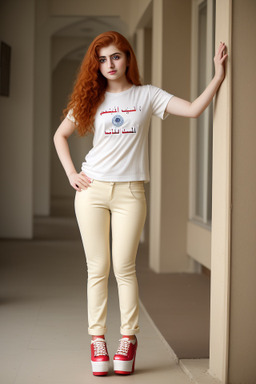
left=0, top=202, right=194, bottom=384
left=1, top=1, right=256, bottom=383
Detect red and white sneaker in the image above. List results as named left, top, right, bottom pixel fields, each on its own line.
left=113, top=336, right=138, bottom=375
left=91, top=338, right=109, bottom=376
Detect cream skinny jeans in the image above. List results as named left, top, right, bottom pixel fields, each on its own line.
left=74, top=180, right=147, bottom=336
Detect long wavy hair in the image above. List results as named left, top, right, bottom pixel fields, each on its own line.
left=64, top=31, right=142, bottom=136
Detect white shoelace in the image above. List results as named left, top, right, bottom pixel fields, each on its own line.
left=116, top=338, right=132, bottom=356
left=92, top=338, right=108, bottom=357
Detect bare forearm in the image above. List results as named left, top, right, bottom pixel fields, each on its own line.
left=190, top=75, right=223, bottom=118
left=53, top=118, right=91, bottom=191
left=166, top=42, right=228, bottom=119
left=53, top=133, right=77, bottom=178
left=191, top=43, right=228, bottom=117
left=166, top=75, right=223, bottom=118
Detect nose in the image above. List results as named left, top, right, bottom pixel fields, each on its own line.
left=107, top=57, right=114, bottom=68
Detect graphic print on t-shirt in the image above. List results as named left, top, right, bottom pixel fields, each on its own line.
left=100, top=105, right=141, bottom=136
left=112, top=115, right=124, bottom=127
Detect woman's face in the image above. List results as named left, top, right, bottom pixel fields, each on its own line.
left=98, top=45, right=128, bottom=82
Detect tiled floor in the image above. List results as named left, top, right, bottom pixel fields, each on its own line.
left=0, top=215, right=194, bottom=384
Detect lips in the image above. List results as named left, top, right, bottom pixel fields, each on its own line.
left=108, top=70, right=117, bottom=75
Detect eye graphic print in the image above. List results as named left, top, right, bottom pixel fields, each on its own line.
left=112, top=114, right=124, bottom=127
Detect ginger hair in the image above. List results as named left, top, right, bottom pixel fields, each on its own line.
left=64, top=31, right=142, bottom=136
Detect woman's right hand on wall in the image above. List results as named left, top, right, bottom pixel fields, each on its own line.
left=68, top=171, right=92, bottom=192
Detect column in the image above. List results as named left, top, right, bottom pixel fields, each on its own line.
left=149, top=0, right=191, bottom=272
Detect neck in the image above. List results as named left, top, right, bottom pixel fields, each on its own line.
left=106, top=78, right=132, bottom=93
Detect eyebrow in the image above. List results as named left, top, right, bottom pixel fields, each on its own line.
left=98, top=52, right=122, bottom=59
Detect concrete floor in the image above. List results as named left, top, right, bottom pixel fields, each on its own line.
left=137, top=245, right=210, bottom=359
left=0, top=197, right=213, bottom=383
left=0, top=223, right=192, bottom=384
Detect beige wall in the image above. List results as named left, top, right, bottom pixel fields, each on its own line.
left=150, top=0, right=192, bottom=272
left=210, top=0, right=232, bottom=383
left=127, top=0, right=152, bottom=35
left=33, top=19, right=51, bottom=216
left=0, top=0, right=35, bottom=238
left=33, top=1, right=85, bottom=215
left=49, top=0, right=151, bottom=37
left=228, top=1, right=256, bottom=382
left=49, top=0, right=129, bottom=18
left=210, top=1, right=256, bottom=383
left=209, top=0, right=232, bottom=380
left=161, top=0, right=191, bottom=271
left=51, top=58, right=93, bottom=198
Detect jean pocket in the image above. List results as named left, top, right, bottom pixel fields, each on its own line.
left=129, top=181, right=145, bottom=200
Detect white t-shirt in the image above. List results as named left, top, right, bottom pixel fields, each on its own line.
left=67, top=84, right=173, bottom=182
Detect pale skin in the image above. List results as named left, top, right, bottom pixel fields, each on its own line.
left=53, top=42, right=228, bottom=341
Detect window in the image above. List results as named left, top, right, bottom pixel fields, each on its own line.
left=189, top=0, right=215, bottom=228
left=187, top=0, right=216, bottom=270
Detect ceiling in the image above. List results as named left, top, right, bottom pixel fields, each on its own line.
left=53, top=16, right=127, bottom=62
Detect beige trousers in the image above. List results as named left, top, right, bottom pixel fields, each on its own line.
left=74, top=180, right=147, bottom=336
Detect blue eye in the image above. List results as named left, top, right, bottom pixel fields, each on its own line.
left=99, top=58, right=106, bottom=63
left=113, top=55, right=120, bottom=60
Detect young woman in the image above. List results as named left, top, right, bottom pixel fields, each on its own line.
left=54, top=31, right=227, bottom=376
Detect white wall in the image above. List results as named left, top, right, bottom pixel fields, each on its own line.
left=0, top=0, right=35, bottom=238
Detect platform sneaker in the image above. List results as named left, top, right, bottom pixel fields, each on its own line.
left=91, top=338, right=109, bottom=376
left=113, top=336, right=137, bottom=375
